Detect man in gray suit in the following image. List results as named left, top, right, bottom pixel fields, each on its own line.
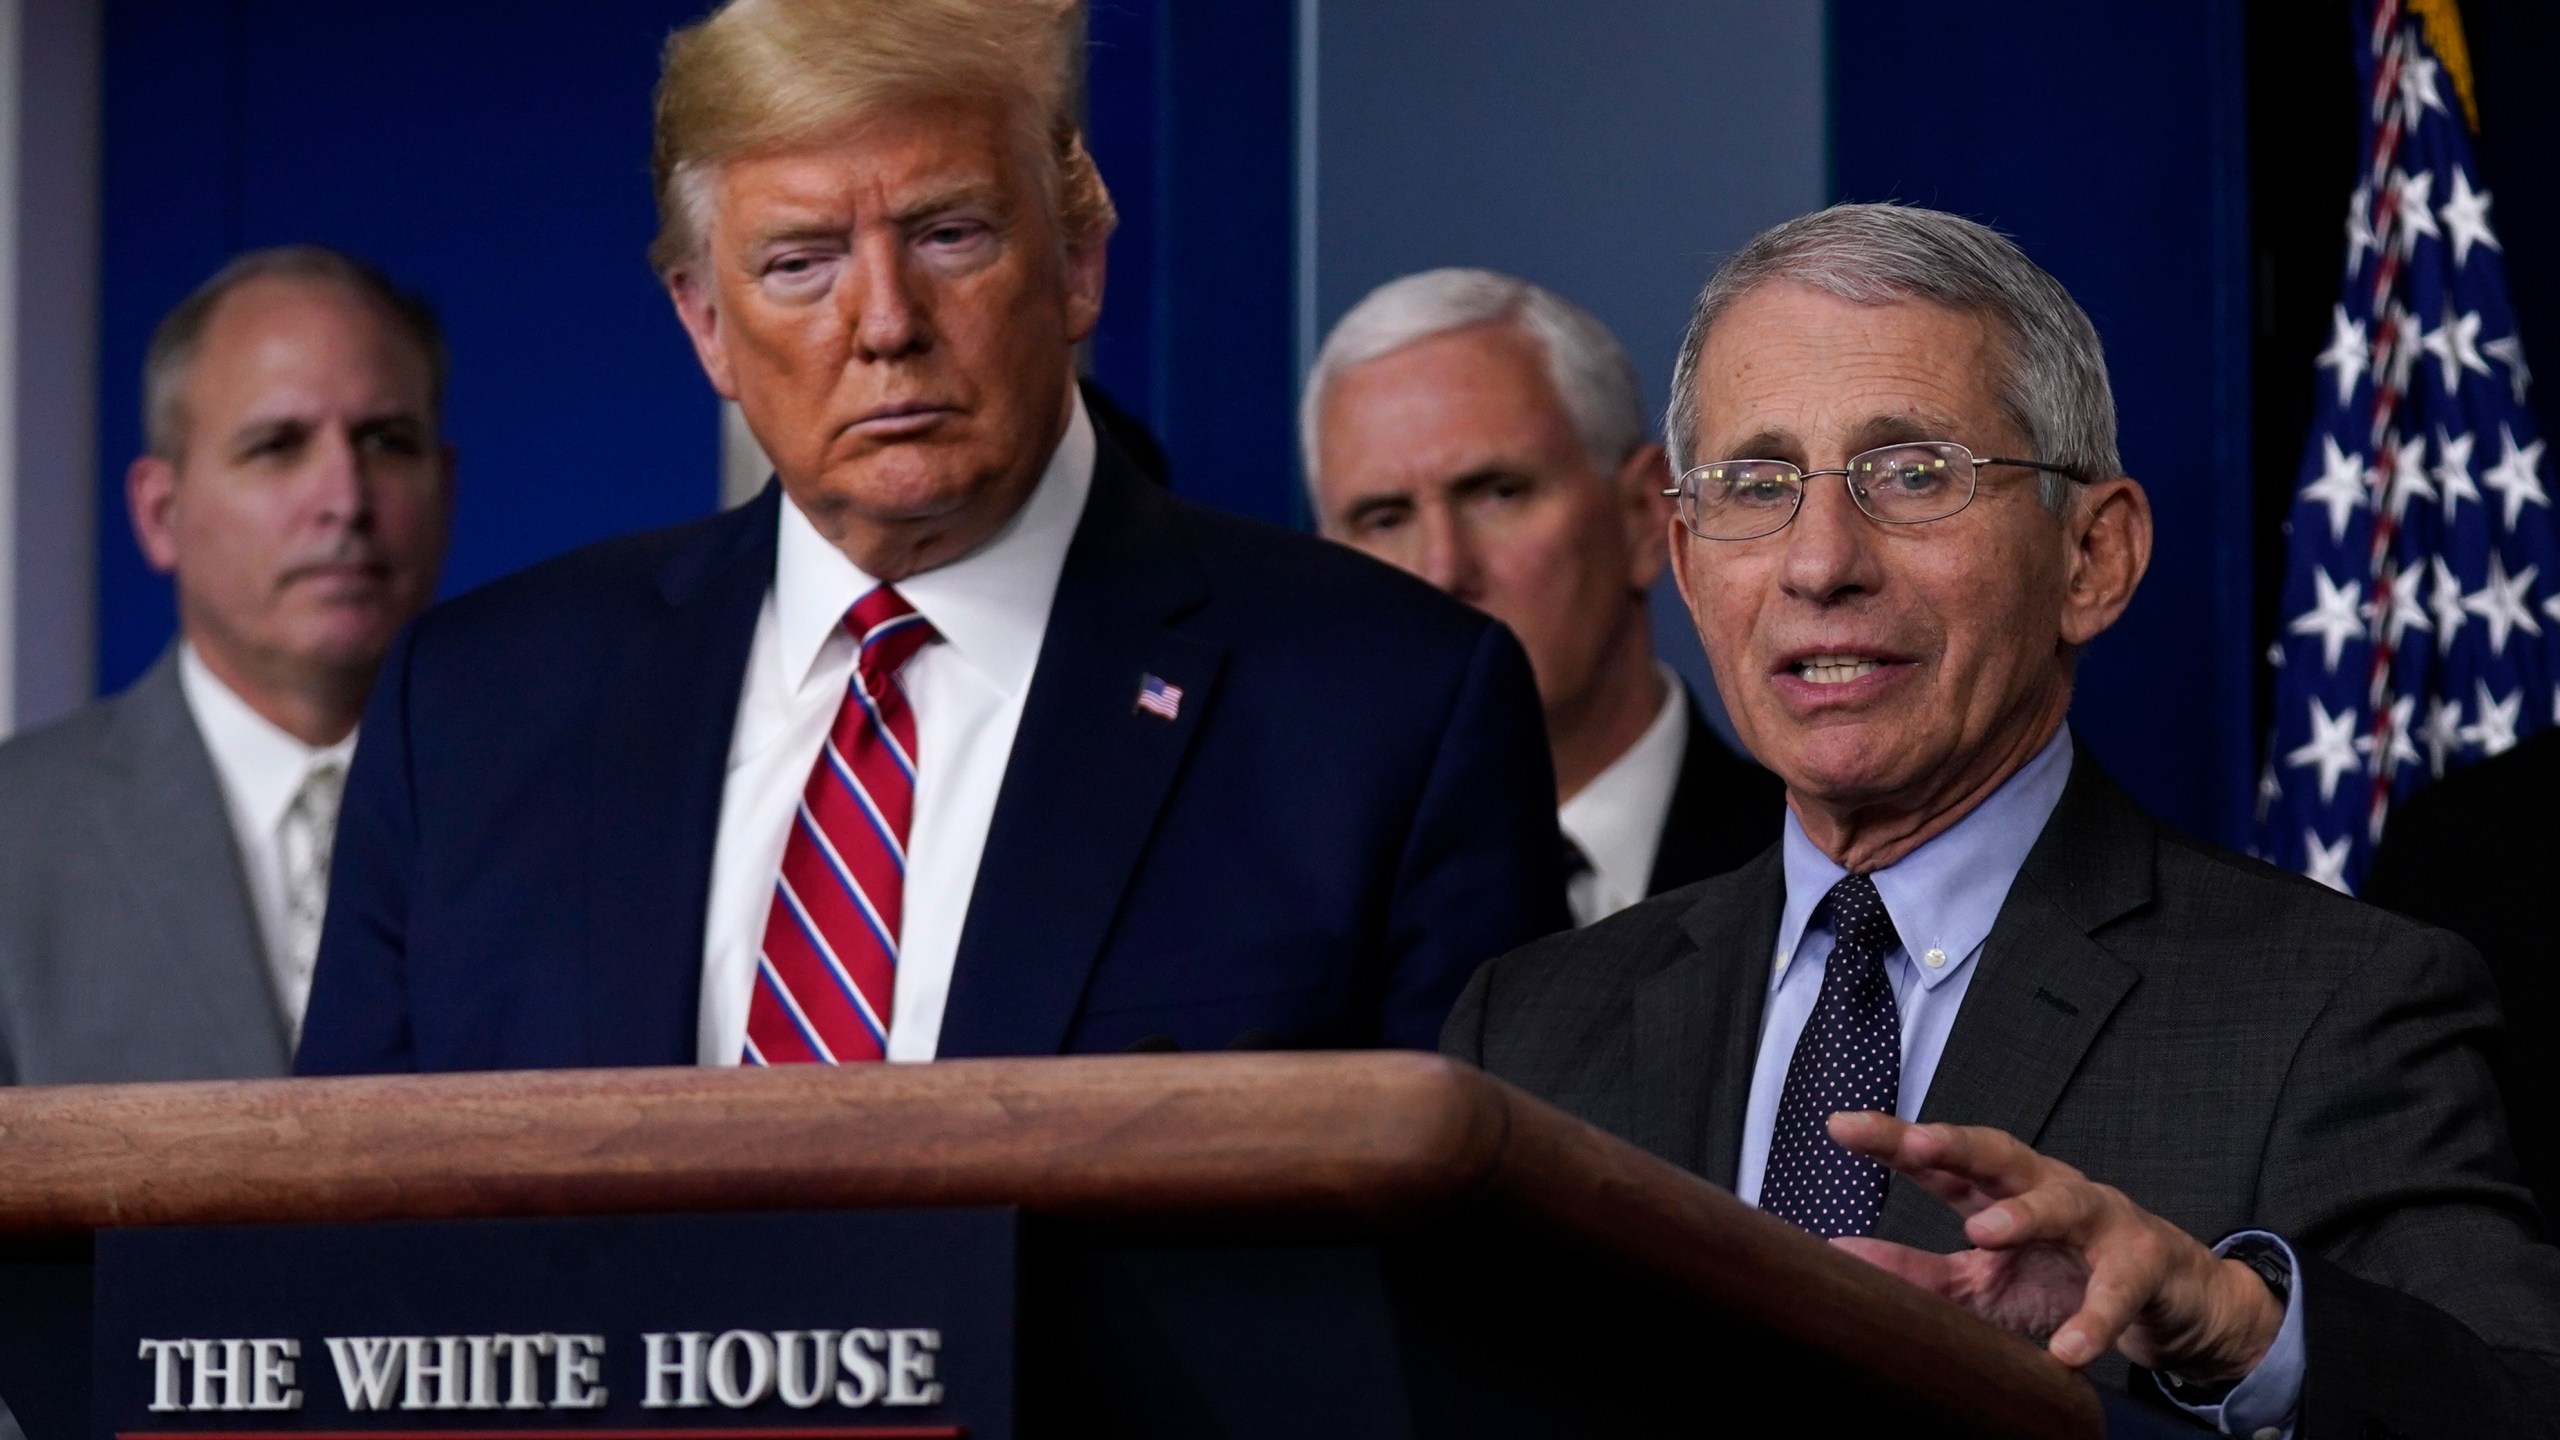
left=1446, top=204, right=2560, bottom=1435
left=0, top=246, right=452, bottom=1081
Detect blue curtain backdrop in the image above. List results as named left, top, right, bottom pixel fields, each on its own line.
left=1830, top=0, right=2258, bottom=847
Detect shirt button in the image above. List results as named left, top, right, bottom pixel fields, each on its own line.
left=1922, top=947, right=1947, bottom=969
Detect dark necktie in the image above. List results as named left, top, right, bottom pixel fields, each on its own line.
left=1758, top=872, right=1903, bottom=1238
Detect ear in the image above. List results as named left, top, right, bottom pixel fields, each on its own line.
left=1061, top=228, right=1107, bottom=347
left=1615, top=440, right=1673, bottom=593
left=1667, top=508, right=1701, bottom=625
left=126, top=454, right=181, bottom=576
left=2057, top=476, right=2153, bottom=647
left=666, top=266, right=740, bottom=401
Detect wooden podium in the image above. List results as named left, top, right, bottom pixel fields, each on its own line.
left=0, top=1054, right=2100, bottom=1439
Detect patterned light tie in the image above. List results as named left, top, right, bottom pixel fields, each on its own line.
left=1758, top=872, right=1904, bottom=1239
left=277, top=758, right=348, bottom=1034
left=744, top=585, right=935, bottom=1064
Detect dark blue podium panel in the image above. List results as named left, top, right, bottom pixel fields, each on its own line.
left=90, top=1210, right=1015, bottom=1440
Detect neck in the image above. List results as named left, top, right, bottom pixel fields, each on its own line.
left=1792, top=698, right=2069, bottom=874
left=1550, top=602, right=1665, bottom=803
left=189, top=639, right=367, bottom=748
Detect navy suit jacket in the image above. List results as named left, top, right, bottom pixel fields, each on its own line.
left=297, top=442, right=1570, bottom=1072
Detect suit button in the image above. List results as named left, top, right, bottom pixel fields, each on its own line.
left=1922, top=947, right=1947, bottom=969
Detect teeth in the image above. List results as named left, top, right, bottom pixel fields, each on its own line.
left=1796, top=655, right=1882, bottom=685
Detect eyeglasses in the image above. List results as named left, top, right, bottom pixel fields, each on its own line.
left=1664, top=440, right=2083, bottom=541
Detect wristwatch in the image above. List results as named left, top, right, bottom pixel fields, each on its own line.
left=2158, top=1234, right=2291, bottom=1402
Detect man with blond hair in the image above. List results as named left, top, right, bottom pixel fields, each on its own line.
left=298, top=0, right=1566, bottom=1073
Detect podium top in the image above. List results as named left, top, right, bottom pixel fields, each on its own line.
left=0, top=1053, right=2098, bottom=1439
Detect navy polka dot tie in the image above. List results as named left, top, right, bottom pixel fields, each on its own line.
left=1759, top=873, right=1903, bottom=1239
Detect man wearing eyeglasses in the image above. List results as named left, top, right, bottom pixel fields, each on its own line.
left=1446, top=203, right=2560, bottom=1436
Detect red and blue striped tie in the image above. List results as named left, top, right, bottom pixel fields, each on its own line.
left=744, top=586, right=934, bottom=1065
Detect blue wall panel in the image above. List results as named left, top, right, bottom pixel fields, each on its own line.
left=1831, top=0, right=2257, bottom=847
left=98, top=1, right=718, bottom=695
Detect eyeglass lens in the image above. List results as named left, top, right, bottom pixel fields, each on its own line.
left=1679, top=441, right=1980, bottom=539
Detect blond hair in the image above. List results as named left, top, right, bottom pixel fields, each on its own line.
left=648, top=0, right=1116, bottom=277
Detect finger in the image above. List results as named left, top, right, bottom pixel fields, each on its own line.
left=1828, top=1115, right=2006, bottom=1214
left=1830, top=1236, right=1960, bottom=1295
left=1968, top=1177, right=2109, bottom=1251
left=2048, top=1256, right=2154, bottom=1368
left=1903, top=1122, right=2067, bottom=1202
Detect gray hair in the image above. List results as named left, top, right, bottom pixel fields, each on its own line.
left=1301, top=268, right=1647, bottom=486
left=1663, top=203, right=2118, bottom=511
left=143, top=245, right=448, bottom=461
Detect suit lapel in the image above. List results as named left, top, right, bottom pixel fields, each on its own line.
left=937, top=443, right=1221, bottom=1058
left=580, top=488, right=777, bottom=1065
left=89, top=653, right=292, bottom=1073
left=1632, top=848, right=1784, bottom=1184
left=1875, top=752, right=2151, bottom=1247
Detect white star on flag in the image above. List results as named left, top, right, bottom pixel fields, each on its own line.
left=2286, top=697, right=2364, bottom=803
left=2484, top=334, right=2532, bottom=406
left=2383, top=433, right=2434, bottom=520
left=2290, top=567, right=2366, bottom=672
left=2463, top=680, right=2523, bottom=756
left=2434, top=428, right=2481, bottom=520
left=2429, top=555, right=2471, bottom=650
left=2315, top=307, right=2368, bottom=408
left=2460, top=550, right=2542, bottom=655
left=2438, top=167, right=2500, bottom=268
left=2420, top=307, right=2491, bottom=393
left=2365, top=561, right=2426, bottom=645
left=2420, top=693, right=2466, bottom=776
left=2346, top=184, right=2378, bottom=277
left=2303, top=830, right=2354, bottom=894
left=2399, top=53, right=2448, bottom=119
left=2482, top=424, right=2550, bottom=530
left=2356, top=694, right=2421, bottom=786
left=2396, top=170, right=2442, bottom=254
left=2301, top=435, right=2367, bottom=541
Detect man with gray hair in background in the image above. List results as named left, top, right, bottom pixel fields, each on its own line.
left=1305, top=270, right=1783, bottom=924
left=0, top=245, right=454, bottom=1081
left=1449, top=203, right=2560, bottom=1434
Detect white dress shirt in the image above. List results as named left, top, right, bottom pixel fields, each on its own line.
left=1556, top=665, right=1689, bottom=926
left=696, top=393, right=1096, bottom=1065
left=177, top=642, right=358, bottom=1034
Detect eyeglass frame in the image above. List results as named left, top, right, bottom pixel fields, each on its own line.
left=1662, top=440, right=2086, bottom=541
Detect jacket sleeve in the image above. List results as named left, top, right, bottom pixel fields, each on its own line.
left=2260, top=921, right=2560, bottom=1436
left=1371, top=619, right=1571, bottom=1051
left=294, top=625, right=423, bottom=1075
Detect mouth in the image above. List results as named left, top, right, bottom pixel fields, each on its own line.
left=848, top=401, right=958, bottom=438
left=1784, top=652, right=1891, bottom=685
left=281, top=560, right=390, bottom=591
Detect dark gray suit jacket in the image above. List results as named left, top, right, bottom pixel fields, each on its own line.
left=1447, top=752, right=2560, bottom=1436
left=0, top=651, right=291, bottom=1082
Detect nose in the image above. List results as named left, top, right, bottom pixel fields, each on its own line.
left=313, top=427, right=375, bottom=532
left=1777, top=469, right=1881, bottom=604
left=1413, top=502, right=1482, bottom=600
left=842, top=231, right=929, bottom=362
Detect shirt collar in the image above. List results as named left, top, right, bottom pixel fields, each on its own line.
left=1772, top=725, right=2075, bottom=990
left=176, top=642, right=358, bottom=832
left=772, top=385, right=1096, bottom=700
left=1557, top=667, right=1689, bottom=901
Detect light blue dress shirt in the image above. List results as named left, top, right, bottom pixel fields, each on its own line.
left=1733, top=727, right=2304, bottom=1437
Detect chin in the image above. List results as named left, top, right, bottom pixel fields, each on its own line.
left=801, top=453, right=996, bottom=527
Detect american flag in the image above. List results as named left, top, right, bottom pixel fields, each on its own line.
left=2257, top=0, right=2554, bottom=895
left=1135, top=673, right=1183, bottom=721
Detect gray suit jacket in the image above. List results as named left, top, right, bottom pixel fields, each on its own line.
left=1447, top=751, right=2560, bottom=1436
left=0, top=651, right=290, bottom=1082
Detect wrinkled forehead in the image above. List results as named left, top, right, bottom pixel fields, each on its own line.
left=1692, top=284, right=2016, bottom=462
left=188, top=280, right=437, bottom=424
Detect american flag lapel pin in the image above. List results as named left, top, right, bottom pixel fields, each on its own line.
left=1134, top=673, right=1184, bottom=721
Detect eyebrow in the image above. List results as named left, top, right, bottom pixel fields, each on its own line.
left=1716, top=411, right=1976, bottom=464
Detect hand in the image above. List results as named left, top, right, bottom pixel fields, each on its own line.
left=1823, top=1112, right=2282, bottom=1382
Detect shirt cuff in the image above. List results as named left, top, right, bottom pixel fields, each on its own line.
left=2154, top=1230, right=2304, bottom=1439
